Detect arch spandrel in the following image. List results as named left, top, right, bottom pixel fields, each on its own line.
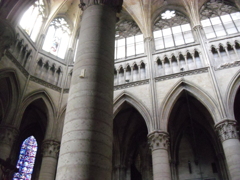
left=160, top=80, right=222, bottom=131
left=114, top=92, right=153, bottom=132
left=226, top=69, right=240, bottom=119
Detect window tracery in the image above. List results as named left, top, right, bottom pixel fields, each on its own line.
left=153, top=10, right=194, bottom=50
left=42, top=18, right=71, bottom=59
left=115, top=20, right=144, bottom=59
left=19, top=0, right=46, bottom=42
left=200, top=1, right=240, bottom=39
left=13, top=136, right=38, bottom=180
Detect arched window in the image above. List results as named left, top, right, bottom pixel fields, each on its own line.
left=13, top=136, right=38, bottom=180
left=200, top=1, right=240, bottom=39
left=42, top=18, right=71, bottom=59
left=115, top=20, right=144, bottom=59
left=153, top=10, right=194, bottom=50
left=19, top=0, right=46, bottom=42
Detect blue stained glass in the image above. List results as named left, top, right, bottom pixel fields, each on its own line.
left=13, top=136, right=38, bottom=180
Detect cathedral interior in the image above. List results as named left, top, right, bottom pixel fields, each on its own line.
left=0, top=0, right=240, bottom=180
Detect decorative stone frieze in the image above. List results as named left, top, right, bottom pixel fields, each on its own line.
left=148, top=131, right=169, bottom=151
left=0, top=19, right=15, bottom=58
left=155, top=67, right=208, bottom=82
left=41, top=140, right=60, bottom=158
left=114, top=79, right=149, bottom=91
left=79, top=0, right=123, bottom=12
left=215, top=120, right=239, bottom=142
left=0, top=126, right=19, bottom=146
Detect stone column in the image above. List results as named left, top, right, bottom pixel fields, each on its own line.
left=215, top=120, right=240, bottom=180
left=39, top=140, right=60, bottom=180
left=56, top=1, right=122, bottom=180
left=0, top=19, right=15, bottom=58
left=148, top=131, right=171, bottom=180
left=0, top=125, right=19, bottom=160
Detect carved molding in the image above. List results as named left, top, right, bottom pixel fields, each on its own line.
left=114, top=79, right=149, bottom=91
left=217, top=60, right=240, bottom=70
left=41, top=140, right=60, bottom=158
left=79, top=0, right=123, bottom=12
left=155, top=67, right=208, bottom=82
left=30, top=76, right=62, bottom=92
left=215, top=120, right=239, bottom=142
left=0, top=126, right=19, bottom=146
left=148, top=131, right=169, bottom=151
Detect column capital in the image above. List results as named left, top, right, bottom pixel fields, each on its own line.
left=148, top=131, right=169, bottom=151
left=79, top=0, right=123, bottom=12
left=41, top=140, right=60, bottom=158
left=215, top=119, right=239, bottom=142
left=0, top=125, right=19, bottom=146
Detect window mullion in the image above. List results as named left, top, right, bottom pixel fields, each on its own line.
left=180, top=25, right=186, bottom=44
left=230, top=13, right=239, bottom=33
left=209, top=17, right=217, bottom=37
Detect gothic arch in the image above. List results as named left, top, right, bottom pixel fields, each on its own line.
left=0, top=69, right=20, bottom=124
left=160, top=80, right=221, bottom=130
left=114, top=92, right=152, bottom=132
left=15, top=90, right=56, bottom=139
left=226, top=69, right=240, bottom=119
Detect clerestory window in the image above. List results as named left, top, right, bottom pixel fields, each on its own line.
left=42, top=18, right=71, bottom=59
left=115, top=20, right=144, bottom=59
left=19, top=0, right=45, bottom=42
left=200, top=1, right=240, bottom=39
left=153, top=10, right=194, bottom=50
left=13, top=136, right=38, bottom=180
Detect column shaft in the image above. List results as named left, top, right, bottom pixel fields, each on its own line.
left=56, top=4, right=117, bottom=180
left=148, top=131, right=171, bottom=180
left=216, top=120, right=240, bottom=180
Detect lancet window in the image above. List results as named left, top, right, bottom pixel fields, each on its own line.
left=115, top=20, right=144, bottom=59
left=153, top=10, right=194, bottom=50
left=200, top=1, right=240, bottom=39
left=19, top=0, right=46, bottom=42
left=42, top=18, right=71, bottom=59
left=13, top=136, right=38, bottom=180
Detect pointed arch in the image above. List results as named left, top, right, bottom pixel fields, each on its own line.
left=160, top=80, right=221, bottom=130
left=226, top=69, right=240, bottom=119
left=114, top=92, right=152, bottom=132
left=15, top=90, right=56, bottom=139
left=0, top=69, right=20, bottom=124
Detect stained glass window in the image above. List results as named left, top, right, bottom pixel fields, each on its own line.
left=13, top=136, right=38, bottom=180
left=42, top=18, right=71, bottom=59
left=19, top=0, right=45, bottom=42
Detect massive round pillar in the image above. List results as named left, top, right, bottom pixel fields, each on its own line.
left=39, top=140, right=60, bottom=180
left=215, top=120, right=240, bottom=180
left=148, top=131, right=171, bottom=180
left=56, top=1, right=122, bottom=180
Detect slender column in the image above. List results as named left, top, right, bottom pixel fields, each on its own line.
left=148, top=131, right=171, bottom=180
left=123, top=68, right=127, bottom=82
left=232, top=45, right=239, bottom=59
left=216, top=48, right=223, bottom=63
left=184, top=55, right=189, bottom=70
left=116, top=69, right=120, bottom=85
left=162, top=60, right=166, bottom=75
left=130, top=66, right=133, bottom=82
left=39, top=140, right=60, bottom=180
left=56, top=1, right=122, bottom=179
left=191, top=53, right=197, bottom=68
left=138, top=65, right=141, bottom=80
left=215, top=120, right=240, bottom=180
left=224, top=46, right=231, bottom=61
left=0, top=125, right=19, bottom=160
